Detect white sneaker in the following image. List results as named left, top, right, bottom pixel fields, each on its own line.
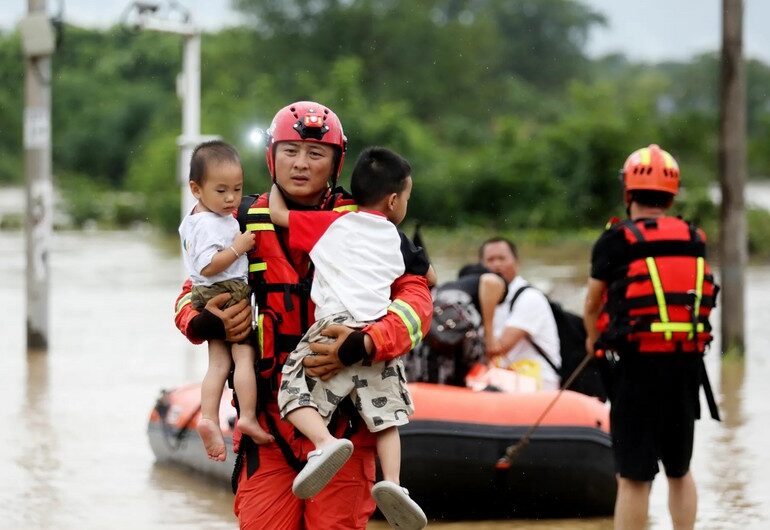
left=292, top=438, right=354, bottom=499
left=372, top=480, right=428, bottom=529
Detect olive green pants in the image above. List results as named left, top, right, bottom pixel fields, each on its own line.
left=191, top=279, right=250, bottom=311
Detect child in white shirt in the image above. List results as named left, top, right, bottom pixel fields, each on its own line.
left=179, top=140, right=273, bottom=462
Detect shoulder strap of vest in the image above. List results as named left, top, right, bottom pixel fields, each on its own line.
left=620, top=218, right=645, bottom=242
left=616, top=217, right=706, bottom=261
left=687, top=221, right=702, bottom=243
left=507, top=284, right=559, bottom=374
left=237, top=194, right=260, bottom=233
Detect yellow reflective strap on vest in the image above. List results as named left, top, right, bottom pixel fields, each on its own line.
left=175, top=292, right=191, bottom=316
left=257, top=313, right=264, bottom=359
left=247, top=207, right=270, bottom=215
left=650, top=322, right=705, bottom=333
left=249, top=262, right=267, bottom=273
left=387, top=299, right=422, bottom=349
left=645, top=256, right=672, bottom=340
left=246, top=223, right=275, bottom=232
left=333, top=204, right=359, bottom=213
left=692, top=257, right=705, bottom=339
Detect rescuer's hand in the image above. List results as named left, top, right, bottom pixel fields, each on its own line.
left=204, top=293, right=251, bottom=343
left=305, top=325, right=373, bottom=380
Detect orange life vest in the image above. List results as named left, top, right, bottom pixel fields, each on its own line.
left=601, top=216, right=718, bottom=354
left=234, top=190, right=359, bottom=472
left=239, top=191, right=359, bottom=377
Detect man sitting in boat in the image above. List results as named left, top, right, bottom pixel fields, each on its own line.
left=405, top=263, right=507, bottom=386
left=480, top=237, right=562, bottom=391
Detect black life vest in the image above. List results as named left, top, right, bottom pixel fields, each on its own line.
left=601, top=216, right=718, bottom=354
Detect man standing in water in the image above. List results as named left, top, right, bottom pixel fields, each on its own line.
left=583, top=144, right=719, bottom=530
left=174, top=101, right=432, bottom=529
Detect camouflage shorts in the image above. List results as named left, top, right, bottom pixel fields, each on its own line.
left=277, top=311, right=414, bottom=433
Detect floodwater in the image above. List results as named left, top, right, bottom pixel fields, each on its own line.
left=1, top=225, right=769, bottom=529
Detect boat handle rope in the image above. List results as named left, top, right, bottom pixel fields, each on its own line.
left=495, top=350, right=595, bottom=470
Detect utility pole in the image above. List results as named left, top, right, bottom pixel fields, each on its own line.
left=719, top=0, right=747, bottom=355
left=178, top=28, right=202, bottom=220
left=122, top=1, right=218, bottom=222
left=20, top=0, right=56, bottom=351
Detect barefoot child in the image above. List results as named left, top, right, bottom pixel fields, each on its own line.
left=271, top=146, right=435, bottom=529
left=179, top=140, right=273, bottom=461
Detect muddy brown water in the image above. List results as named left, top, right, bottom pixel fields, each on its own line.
left=1, top=229, right=768, bottom=529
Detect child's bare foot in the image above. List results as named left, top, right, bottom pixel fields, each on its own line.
left=197, top=417, right=227, bottom=461
left=238, top=417, right=275, bottom=445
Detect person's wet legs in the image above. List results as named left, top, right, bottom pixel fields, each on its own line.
left=376, top=426, right=401, bottom=484
left=668, top=471, right=697, bottom=530
left=614, top=476, right=652, bottom=530
left=198, top=339, right=230, bottom=461
left=231, top=343, right=274, bottom=445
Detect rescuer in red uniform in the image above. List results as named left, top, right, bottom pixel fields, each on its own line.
left=174, top=101, right=432, bottom=530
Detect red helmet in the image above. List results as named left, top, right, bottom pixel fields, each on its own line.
left=621, top=144, right=680, bottom=200
left=265, top=101, right=347, bottom=184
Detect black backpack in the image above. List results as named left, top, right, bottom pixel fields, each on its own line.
left=509, top=286, right=607, bottom=401
left=425, top=300, right=478, bottom=352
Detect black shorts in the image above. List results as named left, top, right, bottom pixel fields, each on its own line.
left=610, top=353, right=702, bottom=481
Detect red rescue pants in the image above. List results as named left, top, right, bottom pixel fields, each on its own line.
left=234, top=443, right=377, bottom=530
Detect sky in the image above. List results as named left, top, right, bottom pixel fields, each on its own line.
left=584, top=0, right=770, bottom=64
left=1, top=0, right=769, bottom=65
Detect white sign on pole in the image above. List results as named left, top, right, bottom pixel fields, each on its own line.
left=24, top=107, right=50, bottom=150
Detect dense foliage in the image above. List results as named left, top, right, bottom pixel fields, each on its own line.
left=1, top=0, right=769, bottom=236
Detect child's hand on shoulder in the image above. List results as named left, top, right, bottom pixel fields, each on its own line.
left=233, top=231, right=256, bottom=255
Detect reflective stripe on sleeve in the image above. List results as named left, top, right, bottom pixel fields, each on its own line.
left=175, top=292, right=192, bottom=316
left=387, top=299, right=422, bottom=349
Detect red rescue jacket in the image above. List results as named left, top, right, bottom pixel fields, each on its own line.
left=174, top=189, right=431, bottom=468
left=601, top=216, right=718, bottom=354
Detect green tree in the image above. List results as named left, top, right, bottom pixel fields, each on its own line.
left=0, top=32, right=23, bottom=184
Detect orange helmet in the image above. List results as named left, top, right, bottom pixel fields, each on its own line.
left=621, top=144, right=680, bottom=199
left=265, top=101, right=347, bottom=185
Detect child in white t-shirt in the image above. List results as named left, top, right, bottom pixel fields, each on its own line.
left=270, top=146, right=434, bottom=529
left=179, top=140, right=273, bottom=462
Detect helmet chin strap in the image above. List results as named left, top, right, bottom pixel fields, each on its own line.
left=272, top=180, right=332, bottom=209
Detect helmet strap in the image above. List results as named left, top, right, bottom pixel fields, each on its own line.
left=272, top=180, right=332, bottom=210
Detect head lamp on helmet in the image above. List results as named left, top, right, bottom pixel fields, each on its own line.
left=265, top=101, right=347, bottom=185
